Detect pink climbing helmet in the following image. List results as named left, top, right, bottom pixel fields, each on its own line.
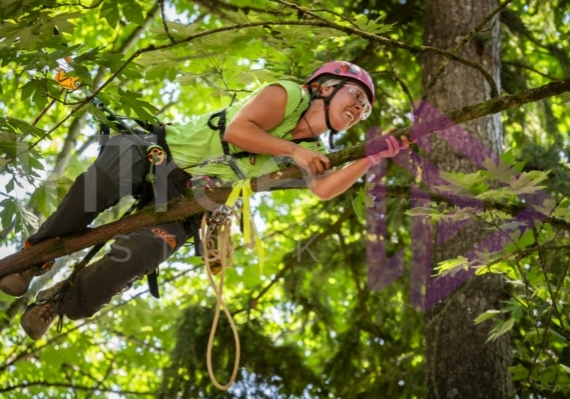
left=306, top=61, right=375, bottom=105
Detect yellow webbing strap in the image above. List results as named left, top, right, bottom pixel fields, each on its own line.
left=224, top=179, right=265, bottom=272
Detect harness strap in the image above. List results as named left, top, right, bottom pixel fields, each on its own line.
left=312, top=77, right=348, bottom=149
left=147, top=269, right=160, bottom=298
left=97, top=121, right=188, bottom=299
left=135, top=120, right=174, bottom=160
left=138, top=121, right=176, bottom=299
left=207, top=109, right=322, bottom=175
left=208, top=110, right=247, bottom=179
left=208, top=110, right=230, bottom=155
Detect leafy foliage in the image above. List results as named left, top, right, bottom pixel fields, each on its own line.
left=0, top=0, right=569, bottom=398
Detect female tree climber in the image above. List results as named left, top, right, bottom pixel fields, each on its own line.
left=0, top=61, right=409, bottom=339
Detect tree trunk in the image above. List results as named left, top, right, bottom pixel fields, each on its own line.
left=421, top=0, right=513, bottom=398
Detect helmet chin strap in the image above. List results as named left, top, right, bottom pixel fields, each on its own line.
left=323, top=103, right=338, bottom=149
left=319, top=78, right=348, bottom=149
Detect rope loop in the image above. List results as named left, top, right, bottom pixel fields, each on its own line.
left=202, top=178, right=269, bottom=390
left=201, top=208, right=241, bottom=390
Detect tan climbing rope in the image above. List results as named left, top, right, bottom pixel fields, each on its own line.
left=201, top=207, right=241, bottom=390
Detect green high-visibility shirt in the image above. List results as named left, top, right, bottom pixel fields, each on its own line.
left=165, top=80, right=326, bottom=183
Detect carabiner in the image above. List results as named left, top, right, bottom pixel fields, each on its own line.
left=207, top=205, right=232, bottom=225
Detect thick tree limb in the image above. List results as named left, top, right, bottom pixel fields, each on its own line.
left=0, top=78, right=568, bottom=278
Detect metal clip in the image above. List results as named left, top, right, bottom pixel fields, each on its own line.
left=207, top=205, right=232, bottom=226
left=54, top=69, right=81, bottom=91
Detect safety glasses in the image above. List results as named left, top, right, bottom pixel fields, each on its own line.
left=345, top=85, right=372, bottom=120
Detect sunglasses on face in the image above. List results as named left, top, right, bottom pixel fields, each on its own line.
left=345, top=85, right=372, bottom=120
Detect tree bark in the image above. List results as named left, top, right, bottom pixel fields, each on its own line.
left=422, top=0, right=513, bottom=398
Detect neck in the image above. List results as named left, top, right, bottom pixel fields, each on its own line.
left=292, top=102, right=327, bottom=139
left=303, top=114, right=315, bottom=137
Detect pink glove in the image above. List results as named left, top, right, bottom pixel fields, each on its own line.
left=366, top=135, right=411, bottom=167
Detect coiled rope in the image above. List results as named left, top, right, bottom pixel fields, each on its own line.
left=201, top=208, right=241, bottom=390
left=202, top=179, right=265, bottom=390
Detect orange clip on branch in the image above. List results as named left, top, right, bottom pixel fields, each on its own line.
left=54, top=68, right=80, bottom=91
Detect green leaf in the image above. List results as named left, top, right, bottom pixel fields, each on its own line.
left=508, top=170, right=549, bottom=195
left=6, top=117, right=45, bottom=137
left=5, top=178, right=14, bottom=194
left=482, top=156, right=519, bottom=183
left=488, top=318, right=515, bottom=341
left=513, top=228, right=535, bottom=251
left=353, top=14, right=393, bottom=35
left=51, top=12, right=82, bottom=35
left=0, top=0, right=23, bottom=20
left=150, top=21, right=200, bottom=41
left=533, top=198, right=557, bottom=216
left=117, top=90, right=159, bottom=121
left=120, top=0, right=145, bottom=25
left=17, top=203, right=39, bottom=234
left=435, top=256, right=470, bottom=277
left=351, top=188, right=367, bottom=220
left=553, top=203, right=570, bottom=223
left=20, top=80, right=39, bottom=102
left=437, top=170, right=488, bottom=195
left=474, top=309, right=501, bottom=324
left=0, top=198, right=16, bottom=229
left=509, top=364, right=530, bottom=381
left=100, top=0, right=121, bottom=29
left=139, top=50, right=182, bottom=81
left=18, top=77, right=53, bottom=110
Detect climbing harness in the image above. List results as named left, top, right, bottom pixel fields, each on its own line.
left=51, top=55, right=266, bottom=392
left=207, top=110, right=247, bottom=180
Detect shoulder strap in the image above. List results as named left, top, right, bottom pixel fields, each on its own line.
left=208, top=110, right=247, bottom=179
left=208, top=110, right=230, bottom=156
left=135, top=120, right=173, bottom=159
left=207, top=110, right=322, bottom=177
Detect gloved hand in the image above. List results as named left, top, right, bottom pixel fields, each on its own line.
left=366, top=134, right=411, bottom=167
